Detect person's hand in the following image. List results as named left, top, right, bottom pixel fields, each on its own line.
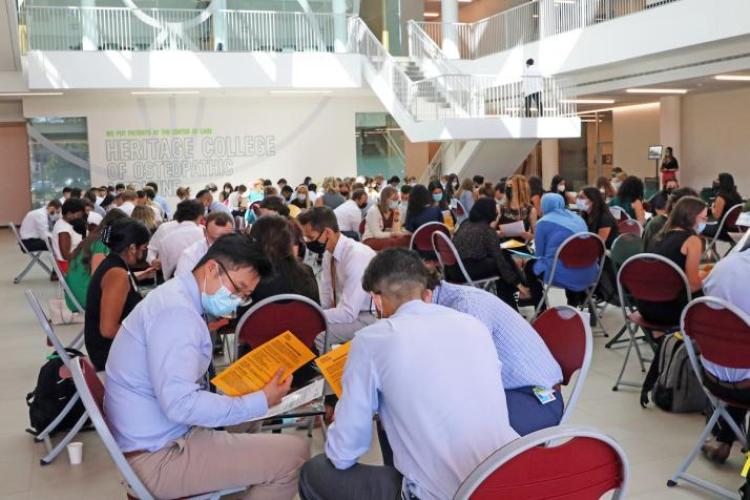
left=520, top=231, right=533, bottom=241
left=497, top=226, right=505, bottom=237
left=150, top=258, right=161, bottom=270
left=517, top=284, right=531, bottom=300
left=134, top=267, right=157, bottom=280
left=262, top=369, right=292, bottom=407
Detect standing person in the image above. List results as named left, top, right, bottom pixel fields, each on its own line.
left=298, top=249, right=518, bottom=500
left=19, top=200, right=61, bottom=252
left=52, top=198, right=87, bottom=272
left=522, top=58, right=543, bottom=117
left=145, top=182, right=171, bottom=220
left=85, top=219, right=153, bottom=371
left=105, top=234, right=309, bottom=499
left=362, top=186, right=408, bottom=250
left=297, top=207, right=376, bottom=351
left=174, top=212, right=235, bottom=277
left=455, top=178, right=477, bottom=213
left=660, top=146, right=679, bottom=186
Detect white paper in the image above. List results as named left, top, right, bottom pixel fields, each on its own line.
left=500, top=220, right=525, bottom=237
left=736, top=212, right=750, bottom=228
left=249, top=378, right=325, bottom=422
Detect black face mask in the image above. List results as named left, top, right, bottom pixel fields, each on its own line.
left=665, top=188, right=674, bottom=195
left=71, top=217, right=87, bottom=237
left=306, top=233, right=327, bottom=255
left=340, top=191, right=350, bottom=198
left=505, top=186, right=513, bottom=199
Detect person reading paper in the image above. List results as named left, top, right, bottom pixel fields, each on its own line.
left=105, top=233, right=309, bottom=500
left=299, top=248, right=518, bottom=500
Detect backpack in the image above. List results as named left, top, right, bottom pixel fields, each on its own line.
left=26, top=349, right=86, bottom=436
left=651, top=333, right=707, bottom=413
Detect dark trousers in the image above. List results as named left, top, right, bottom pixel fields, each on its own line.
left=523, top=259, right=545, bottom=310
left=21, top=238, right=47, bottom=252
left=524, top=92, right=543, bottom=117
left=299, top=454, right=403, bottom=500
left=458, top=257, right=519, bottom=311
left=704, top=376, right=750, bottom=445
left=505, top=386, right=564, bottom=436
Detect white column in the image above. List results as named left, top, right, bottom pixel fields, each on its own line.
left=659, top=96, right=681, bottom=160
left=441, top=0, right=459, bottom=59
left=212, top=0, right=227, bottom=51
left=541, top=139, right=559, bottom=187
left=333, top=0, right=348, bottom=52
left=81, top=0, right=98, bottom=51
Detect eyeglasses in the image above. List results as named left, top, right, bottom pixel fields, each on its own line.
left=216, top=261, right=254, bottom=306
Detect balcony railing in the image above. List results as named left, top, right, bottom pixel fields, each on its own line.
left=413, top=0, right=682, bottom=59
left=20, top=6, right=341, bottom=53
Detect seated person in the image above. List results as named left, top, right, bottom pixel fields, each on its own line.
left=647, top=178, right=680, bottom=217
left=154, top=201, right=206, bottom=279
left=19, top=199, right=61, bottom=252
left=404, top=184, right=444, bottom=233
left=299, top=249, right=518, bottom=500
left=290, top=185, right=313, bottom=211
left=430, top=278, right=563, bottom=436
left=174, top=211, right=234, bottom=277
left=362, top=186, right=409, bottom=251
left=52, top=198, right=88, bottom=272
left=297, top=208, right=376, bottom=352
left=105, top=234, right=308, bottom=499
left=642, top=187, right=698, bottom=252
left=702, top=173, right=743, bottom=242
left=697, top=240, right=750, bottom=464
left=146, top=200, right=202, bottom=265
left=451, top=198, right=527, bottom=310
left=524, top=193, right=598, bottom=309
left=578, top=187, right=619, bottom=249
left=334, top=189, right=367, bottom=238
left=609, top=175, right=647, bottom=225
left=66, top=209, right=127, bottom=312
left=498, top=174, right=536, bottom=243
left=85, top=219, right=153, bottom=371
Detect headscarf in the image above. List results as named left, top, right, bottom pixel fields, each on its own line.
left=468, top=197, right=497, bottom=225
left=538, top=193, right=587, bottom=234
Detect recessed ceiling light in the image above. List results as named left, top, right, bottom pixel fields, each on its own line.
left=561, top=98, right=616, bottom=104
left=0, top=92, right=63, bottom=96
left=626, top=88, right=688, bottom=94
left=269, top=90, right=333, bottom=95
left=714, top=75, right=750, bottom=82
left=131, top=90, right=200, bottom=95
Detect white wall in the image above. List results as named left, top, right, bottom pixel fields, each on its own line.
left=23, top=93, right=384, bottom=201
left=612, top=103, right=660, bottom=180
left=681, top=87, right=750, bottom=195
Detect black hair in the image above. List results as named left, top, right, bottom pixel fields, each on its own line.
left=528, top=176, right=544, bottom=197
left=70, top=208, right=128, bottom=271
left=260, top=196, right=290, bottom=217
left=62, top=187, right=72, bottom=194
left=526, top=58, right=534, bottom=65
left=195, top=189, right=210, bottom=199
left=205, top=211, right=234, bottom=227
left=61, top=198, right=86, bottom=216
left=143, top=187, right=156, bottom=200
left=666, top=187, right=699, bottom=213
left=308, top=183, right=317, bottom=192
left=277, top=178, right=287, bottom=185
left=406, top=184, right=432, bottom=224
left=472, top=175, right=485, bottom=186
left=617, top=175, right=644, bottom=202
left=400, top=184, right=412, bottom=195
left=716, top=172, right=740, bottom=200
left=362, top=248, right=433, bottom=298
left=84, top=188, right=98, bottom=204
left=102, top=218, right=151, bottom=254
left=70, top=187, right=82, bottom=198
left=173, top=199, right=205, bottom=222
left=263, top=179, right=272, bottom=187
left=100, top=193, right=114, bottom=209
left=427, top=181, right=447, bottom=210
left=145, top=181, right=158, bottom=193
left=115, top=183, right=125, bottom=190
left=195, top=233, right=272, bottom=277
left=47, top=199, right=62, bottom=209
left=303, top=176, right=312, bottom=185
left=468, top=197, right=498, bottom=224
left=297, top=206, right=339, bottom=233
left=281, top=185, right=294, bottom=195
left=389, top=176, right=400, bottom=184
left=352, top=189, right=367, bottom=203
left=136, top=190, right=146, bottom=198
left=581, top=186, right=607, bottom=231
left=550, top=175, right=565, bottom=193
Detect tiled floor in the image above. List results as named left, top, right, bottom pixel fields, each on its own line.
left=0, top=228, right=744, bottom=499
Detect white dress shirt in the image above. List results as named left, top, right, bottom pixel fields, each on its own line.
left=51, top=218, right=82, bottom=261
left=333, top=200, right=363, bottom=233
left=362, top=204, right=395, bottom=240
left=147, top=220, right=179, bottom=263
left=175, top=239, right=209, bottom=277
left=158, top=221, right=205, bottom=279
left=320, top=236, right=375, bottom=324
left=326, top=300, right=518, bottom=500
left=120, top=201, right=136, bottom=216
left=19, top=207, right=50, bottom=240
left=522, top=65, right=543, bottom=96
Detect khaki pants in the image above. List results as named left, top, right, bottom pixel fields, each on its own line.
left=127, top=427, right=309, bottom=500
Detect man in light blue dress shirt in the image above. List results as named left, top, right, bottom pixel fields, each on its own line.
left=431, top=280, right=564, bottom=436
left=105, top=234, right=309, bottom=499
left=145, top=181, right=172, bottom=220
left=299, top=249, right=518, bottom=500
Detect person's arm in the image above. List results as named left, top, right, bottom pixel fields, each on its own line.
left=597, top=225, right=612, bottom=246
left=34, top=213, right=49, bottom=240
left=146, top=308, right=271, bottom=427
left=324, top=257, right=370, bottom=324
left=529, top=207, right=538, bottom=234
left=365, top=207, right=389, bottom=239
left=98, top=267, right=131, bottom=339
left=712, top=196, right=726, bottom=220
left=90, top=252, right=106, bottom=275
left=632, top=199, right=646, bottom=225
left=325, top=338, right=378, bottom=469
left=319, top=255, right=334, bottom=310
left=682, top=235, right=704, bottom=292
left=58, top=232, right=72, bottom=260
left=534, top=221, right=549, bottom=258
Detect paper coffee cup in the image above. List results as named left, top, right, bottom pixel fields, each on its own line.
left=67, top=442, right=83, bottom=465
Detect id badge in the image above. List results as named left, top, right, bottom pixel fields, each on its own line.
left=532, top=386, right=557, bottom=405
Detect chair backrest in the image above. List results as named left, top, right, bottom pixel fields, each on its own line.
left=556, top=232, right=605, bottom=269
left=609, top=206, right=631, bottom=222
left=453, top=426, right=629, bottom=500
left=681, top=296, right=750, bottom=371
left=45, top=236, right=86, bottom=314
left=610, top=233, right=642, bottom=270
left=358, top=218, right=366, bottom=236
left=532, top=306, right=592, bottom=425
left=9, top=222, right=29, bottom=253
left=25, top=289, right=72, bottom=362
left=69, top=357, right=154, bottom=500
left=617, top=219, right=642, bottom=237
left=409, top=221, right=449, bottom=253
left=617, top=253, right=691, bottom=304
left=431, top=231, right=474, bottom=285
left=236, top=294, right=328, bottom=353
left=721, top=203, right=743, bottom=234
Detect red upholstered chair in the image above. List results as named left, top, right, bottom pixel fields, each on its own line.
left=452, top=200, right=468, bottom=225
left=703, top=203, right=744, bottom=260
left=668, top=297, right=750, bottom=498
left=532, top=306, right=593, bottom=425
left=70, top=357, right=245, bottom=500
left=408, top=222, right=449, bottom=259
left=453, top=426, right=629, bottom=500
left=358, top=218, right=366, bottom=237
left=612, top=254, right=692, bottom=391
left=617, top=218, right=642, bottom=237
left=431, top=231, right=496, bottom=290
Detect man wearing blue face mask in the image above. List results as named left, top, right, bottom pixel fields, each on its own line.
left=104, top=233, right=309, bottom=500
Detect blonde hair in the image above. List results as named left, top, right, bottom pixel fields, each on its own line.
left=509, top=174, right=531, bottom=208
left=295, top=185, right=312, bottom=209
left=131, top=205, right=157, bottom=233
left=378, top=186, right=398, bottom=213
left=322, top=177, right=337, bottom=194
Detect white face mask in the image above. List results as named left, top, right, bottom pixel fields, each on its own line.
left=557, top=184, right=566, bottom=193
left=576, top=198, right=590, bottom=212
left=297, top=194, right=307, bottom=202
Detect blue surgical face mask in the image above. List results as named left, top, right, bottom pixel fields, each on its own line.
left=695, top=222, right=707, bottom=235
left=432, top=193, right=443, bottom=203
left=201, top=274, right=242, bottom=317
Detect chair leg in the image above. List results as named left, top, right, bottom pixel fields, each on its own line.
left=612, top=326, right=641, bottom=391
left=68, top=328, right=85, bottom=350
left=33, top=253, right=52, bottom=274
left=13, top=259, right=36, bottom=284
left=40, top=411, right=88, bottom=465
left=605, top=324, right=628, bottom=348
left=587, top=297, right=609, bottom=338
left=667, top=410, right=723, bottom=489
left=34, top=393, right=80, bottom=443
left=531, top=285, right=550, bottom=322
